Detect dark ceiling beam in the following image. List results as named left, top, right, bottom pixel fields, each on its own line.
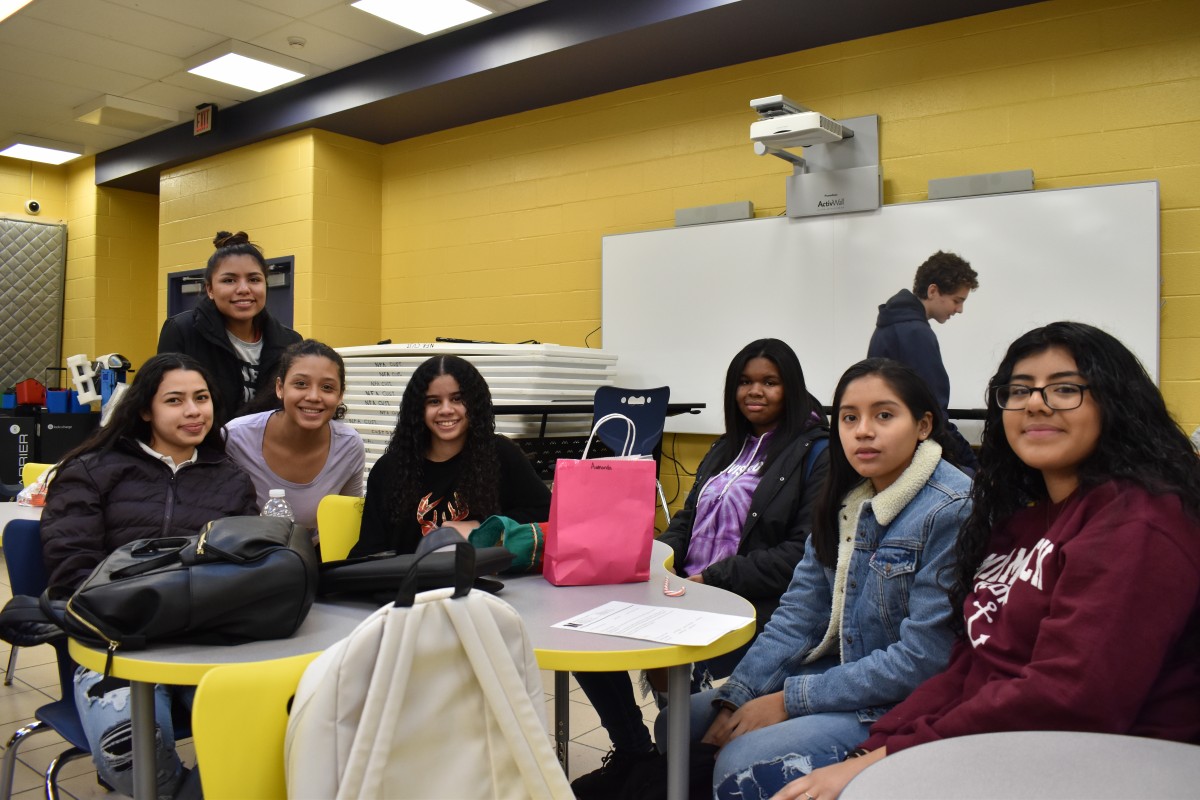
left=95, top=0, right=1042, bottom=193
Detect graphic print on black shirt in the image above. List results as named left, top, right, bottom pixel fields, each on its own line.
left=417, top=490, right=469, bottom=535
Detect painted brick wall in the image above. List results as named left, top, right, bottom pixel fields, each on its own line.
left=158, top=130, right=382, bottom=348
left=0, top=159, right=66, bottom=219
left=379, top=0, right=1200, bottom=508
left=62, top=160, right=97, bottom=368
left=309, top=131, right=382, bottom=347
left=158, top=132, right=316, bottom=333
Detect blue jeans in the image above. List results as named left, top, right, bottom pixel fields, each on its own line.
left=656, top=687, right=870, bottom=797
left=73, top=667, right=191, bottom=800
left=573, top=644, right=752, bottom=754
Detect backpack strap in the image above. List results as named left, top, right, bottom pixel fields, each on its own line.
left=394, top=527, right=475, bottom=607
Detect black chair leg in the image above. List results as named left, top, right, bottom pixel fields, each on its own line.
left=4, top=647, right=18, bottom=687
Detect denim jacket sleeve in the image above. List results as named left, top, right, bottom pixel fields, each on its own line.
left=783, top=494, right=970, bottom=717
left=715, top=536, right=833, bottom=708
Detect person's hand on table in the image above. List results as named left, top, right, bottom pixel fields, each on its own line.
left=686, top=573, right=705, bottom=584
left=770, top=748, right=885, bottom=800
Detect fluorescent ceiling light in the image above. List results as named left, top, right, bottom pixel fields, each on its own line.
left=189, top=53, right=303, bottom=92
left=0, top=0, right=34, bottom=25
left=352, top=0, right=491, bottom=36
left=185, top=41, right=308, bottom=93
left=0, top=137, right=83, bottom=165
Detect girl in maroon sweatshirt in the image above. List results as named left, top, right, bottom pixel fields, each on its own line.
left=768, top=322, right=1200, bottom=800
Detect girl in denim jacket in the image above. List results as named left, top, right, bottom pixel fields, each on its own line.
left=773, top=323, right=1200, bottom=800
left=666, top=358, right=971, bottom=797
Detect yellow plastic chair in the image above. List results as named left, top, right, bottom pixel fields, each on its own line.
left=20, top=462, right=53, bottom=487
left=316, top=495, right=364, bottom=562
left=192, top=653, right=319, bottom=800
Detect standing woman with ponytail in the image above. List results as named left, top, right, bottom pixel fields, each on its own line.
left=158, top=230, right=301, bottom=425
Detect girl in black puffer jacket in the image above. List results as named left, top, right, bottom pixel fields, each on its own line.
left=157, top=231, right=301, bottom=427
left=41, top=353, right=258, bottom=798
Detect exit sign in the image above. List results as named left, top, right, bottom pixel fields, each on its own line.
left=194, top=104, right=216, bottom=136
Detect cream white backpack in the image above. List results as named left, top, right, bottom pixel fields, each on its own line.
left=284, top=531, right=571, bottom=799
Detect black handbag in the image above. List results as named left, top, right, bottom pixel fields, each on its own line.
left=42, top=516, right=318, bottom=671
left=317, top=527, right=514, bottom=602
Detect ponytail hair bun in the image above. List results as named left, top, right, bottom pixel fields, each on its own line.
left=213, top=230, right=251, bottom=249
left=205, top=229, right=267, bottom=286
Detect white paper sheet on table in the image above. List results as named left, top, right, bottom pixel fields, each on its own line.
left=551, top=601, right=753, bottom=647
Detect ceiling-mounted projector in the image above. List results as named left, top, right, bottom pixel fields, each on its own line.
left=750, top=111, right=846, bottom=147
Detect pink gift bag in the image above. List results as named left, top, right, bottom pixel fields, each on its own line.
left=543, top=414, right=656, bottom=586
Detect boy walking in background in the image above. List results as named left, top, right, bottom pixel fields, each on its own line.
left=869, top=250, right=979, bottom=470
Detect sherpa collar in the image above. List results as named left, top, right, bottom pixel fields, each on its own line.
left=861, top=438, right=943, bottom=526
left=803, top=439, right=943, bottom=665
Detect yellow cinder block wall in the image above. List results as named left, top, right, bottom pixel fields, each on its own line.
left=0, top=159, right=66, bottom=219
left=158, top=130, right=381, bottom=348
left=1, top=157, right=157, bottom=376
left=380, top=0, right=1200, bottom=511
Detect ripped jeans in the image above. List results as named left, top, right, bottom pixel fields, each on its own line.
left=662, top=687, right=869, bottom=799
left=73, top=667, right=192, bottom=800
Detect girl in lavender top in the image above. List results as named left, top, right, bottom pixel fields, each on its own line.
left=571, top=338, right=831, bottom=799
left=224, top=339, right=365, bottom=538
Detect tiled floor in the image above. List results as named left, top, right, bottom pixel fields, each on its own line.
left=0, top=551, right=661, bottom=798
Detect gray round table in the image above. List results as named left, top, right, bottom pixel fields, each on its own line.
left=842, top=730, right=1200, bottom=799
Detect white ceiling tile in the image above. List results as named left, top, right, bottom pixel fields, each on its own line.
left=104, top=0, right=293, bottom=42
left=125, top=82, right=244, bottom=112
left=243, top=0, right=345, bottom=18
left=0, top=43, right=148, bottom=97
left=306, top=5, right=424, bottom=51
left=246, top=20, right=385, bottom=71
left=0, top=16, right=183, bottom=80
left=158, top=70, right=262, bottom=104
left=21, top=0, right=220, bottom=55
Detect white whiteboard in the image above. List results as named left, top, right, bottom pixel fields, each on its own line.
left=602, top=182, right=1160, bottom=435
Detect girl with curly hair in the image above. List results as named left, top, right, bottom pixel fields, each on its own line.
left=768, top=322, right=1200, bottom=800
left=351, top=354, right=550, bottom=556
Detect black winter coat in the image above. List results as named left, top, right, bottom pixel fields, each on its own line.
left=157, top=298, right=301, bottom=426
left=657, top=425, right=829, bottom=629
left=40, top=440, right=259, bottom=590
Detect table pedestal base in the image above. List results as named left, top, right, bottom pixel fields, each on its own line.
left=130, top=681, right=156, bottom=800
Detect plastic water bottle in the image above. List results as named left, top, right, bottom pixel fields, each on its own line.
left=261, top=489, right=295, bottom=521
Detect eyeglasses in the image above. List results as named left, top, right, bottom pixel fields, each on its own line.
left=993, top=383, right=1090, bottom=411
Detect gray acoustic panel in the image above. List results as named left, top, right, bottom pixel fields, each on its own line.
left=929, top=169, right=1034, bottom=199
left=0, top=219, right=67, bottom=393
left=675, top=201, right=754, bottom=227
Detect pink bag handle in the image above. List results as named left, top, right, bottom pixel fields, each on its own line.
left=583, top=413, right=637, bottom=458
